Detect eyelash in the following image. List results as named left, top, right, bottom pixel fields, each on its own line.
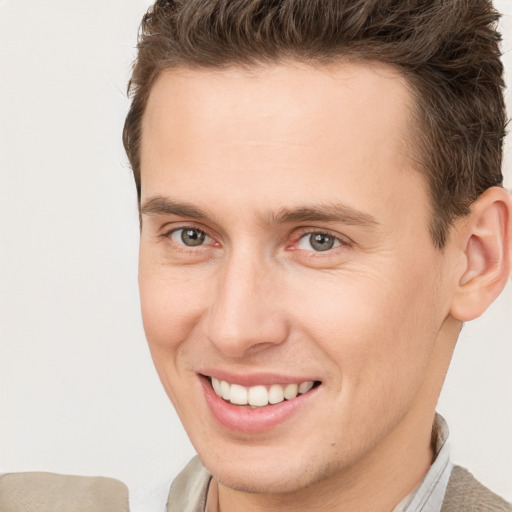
left=161, top=225, right=351, bottom=255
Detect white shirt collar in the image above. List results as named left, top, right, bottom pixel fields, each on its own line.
left=393, top=413, right=453, bottom=512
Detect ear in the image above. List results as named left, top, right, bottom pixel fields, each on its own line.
left=449, top=186, right=512, bottom=322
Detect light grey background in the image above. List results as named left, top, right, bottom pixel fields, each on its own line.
left=0, top=0, right=511, bottom=506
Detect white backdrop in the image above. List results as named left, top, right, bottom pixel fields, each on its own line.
left=0, top=0, right=511, bottom=508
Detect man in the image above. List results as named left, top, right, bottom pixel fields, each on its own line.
left=120, top=0, right=512, bottom=510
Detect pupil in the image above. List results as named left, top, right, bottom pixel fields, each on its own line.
left=310, top=233, right=334, bottom=251
left=181, top=229, right=205, bottom=246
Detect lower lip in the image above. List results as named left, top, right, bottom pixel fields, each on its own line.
left=200, top=376, right=320, bottom=434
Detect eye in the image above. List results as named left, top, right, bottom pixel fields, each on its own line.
left=170, top=228, right=212, bottom=247
left=297, top=232, right=341, bottom=252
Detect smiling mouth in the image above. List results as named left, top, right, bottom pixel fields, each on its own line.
left=209, top=376, right=321, bottom=407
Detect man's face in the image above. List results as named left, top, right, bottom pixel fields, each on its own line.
left=138, top=62, right=459, bottom=492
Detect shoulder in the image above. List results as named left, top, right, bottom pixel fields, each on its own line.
left=442, top=465, right=512, bottom=512
left=0, top=471, right=129, bottom=511
left=166, top=456, right=212, bottom=512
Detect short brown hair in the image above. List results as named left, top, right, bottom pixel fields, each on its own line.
left=123, top=0, right=506, bottom=248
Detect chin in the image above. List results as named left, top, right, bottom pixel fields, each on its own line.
left=212, top=468, right=308, bottom=494
left=198, top=446, right=338, bottom=495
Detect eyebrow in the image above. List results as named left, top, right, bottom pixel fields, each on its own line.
left=141, top=195, right=379, bottom=227
left=270, top=204, right=379, bottom=227
left=141, top=196, right=209, bottom=220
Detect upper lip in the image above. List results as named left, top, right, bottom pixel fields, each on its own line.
left=199, top=369, right=321, bottom=387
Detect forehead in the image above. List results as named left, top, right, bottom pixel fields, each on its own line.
left=140, top=61, right=426, bottom=230
left=141, top=60, right=413, bottom=157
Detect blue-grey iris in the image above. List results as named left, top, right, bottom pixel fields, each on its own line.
left=181, top=229, right=206, bottom=246
left=310, top=233, right=335, bottom=251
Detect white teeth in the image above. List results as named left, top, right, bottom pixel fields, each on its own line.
left=284, top=383, right=298, bottom=400
left=298, top=381, right=314, bottom=394
left=220, top=380, right=230, bottom=400
left=268, top=384, right=284, bottom=404
left=229, top=384, right=248, bottom=405
left=248, top=385, right=269, bottom=407
left=212, top=377, right=222, bottom=396
left=210, top=377, right=315, bottom=406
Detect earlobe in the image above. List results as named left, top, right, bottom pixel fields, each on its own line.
left=450, top=187, right=512, bottom=322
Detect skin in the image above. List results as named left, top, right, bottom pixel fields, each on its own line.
left=137, top=61, right=508, bottom=511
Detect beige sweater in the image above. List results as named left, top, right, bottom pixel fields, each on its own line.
left=441, top=465, right=511, bottom=512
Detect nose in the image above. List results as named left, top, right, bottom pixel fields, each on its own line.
left=206, top=248, right=289, bottom=358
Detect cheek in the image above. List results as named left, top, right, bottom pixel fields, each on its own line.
left=286, top=262, right=440, bottom=387
left=290, top=270, right=442, bottom=451
left=138, top=261, right=209, bottom=353
left=138, top=263, right=211, bottom=414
